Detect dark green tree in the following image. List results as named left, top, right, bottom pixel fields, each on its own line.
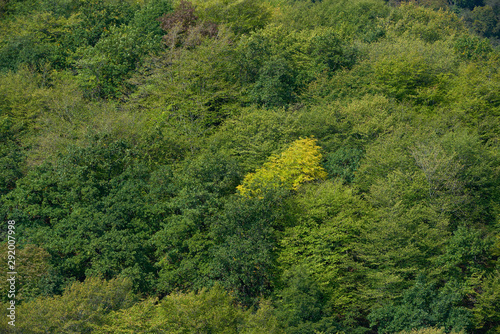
left=369, top=276, right=473, bottom=333
left=275, top=266, right=342, bottom=334
left=151, top=152, right=242, bottom=295
left=209, top=190, right=288, bottom=306
left=2, top=138, right=158, bottom=292
left=250, top=57, right=296, bottom=108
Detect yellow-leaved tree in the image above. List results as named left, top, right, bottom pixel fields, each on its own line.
left=237, top=137, right=327, bottom=197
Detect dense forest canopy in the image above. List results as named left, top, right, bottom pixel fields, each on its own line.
left=0, top=0, right=499, bottom=333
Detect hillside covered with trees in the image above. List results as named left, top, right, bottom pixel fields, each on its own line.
left=1, top=0, right=499, bottom=333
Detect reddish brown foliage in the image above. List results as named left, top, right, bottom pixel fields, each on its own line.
left=158, top=0, right=218, bottom=47
left=158, top=0, right=198, bottom=32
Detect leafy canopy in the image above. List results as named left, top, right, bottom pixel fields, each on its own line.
left=236, top=137, right=327, bottom=197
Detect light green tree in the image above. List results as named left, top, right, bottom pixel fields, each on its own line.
left=237, top=137, right=327, bottom=198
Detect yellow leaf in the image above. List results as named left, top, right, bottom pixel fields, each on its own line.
left=237, top=137, right=327, bottom=198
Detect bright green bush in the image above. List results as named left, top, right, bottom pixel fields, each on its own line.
left=98, top=285, right=283, bottom=333
left=14, top=277, right=137, bottom=334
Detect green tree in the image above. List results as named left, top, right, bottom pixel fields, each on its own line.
left=371, top=37, right=456, bottom=105
left=369, top=276, right=473, bottom=333
left=76, top=25, right=153, bottom=98
left=434, top=226, right=493, bottom=283
left=453, top=34, right=493, bottom=61
left=250, top=57, right=297, bottom=108
left=151, top=152, right=241, bottom=295
left=3, top=138, right=158, bottom=292
left=323, top=147, right=363, bottom=183
left=98, top=285, right=283, bottom=333
left=0, top=11, right=81, bottom=72
left=385, top=3, right=465, bottom=43
left=208, top=105, right=299, bottom=172
left=75, top=0, right=173, bottom=98
left=0, top=116, right=24, bottom=197
left=193, top=0, right=272, bottom=35
left=398, top=328, right=463, bottom=334
left=159, top=285, right=244, bottom=333
left=277, top=180, right=369, bottom=330
left=274, top=265, right=342, bottom=334
left=132, top=0, right=173, bottom=36
left=12, top=277, right=136, bottom=334
left=473, top=271, right=500, bottom=333
left=209, top=191, right=288, bottom=305
left=446, top=60, right=500, bottom=142
left=234, top=25, right=358, bottom=107
left=70, top=0, right=137, bottom=48
left=454, top=0, right=484, bottom=9
left=357, top=127, right=499, bottom=227
left=129, top=22, right=239, bottom=132
left=274, top=0, right=391, bottom=41
left=0, top=244, right=58, bottom=303
left=465, top=5, right=500, bottom=38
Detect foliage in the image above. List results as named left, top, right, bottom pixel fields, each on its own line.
left=75, top=0, right=173, bottom=98
left=278, top=180, right=366, bottom=293
left=97, top=285, right=283, bottom=333
left=465, top=5, right=500, bottom=38
left=385, top=3, right=466, bottom=43
left=0, top=244, right=55, bottom=303
left=277, top=180, right=369, bottom=330
left=234, top=24, right=358, bottom=107
left=193, top=0, right=272, bottom=35
left=250, top=56, right=297, bottom=108
left=274, top=0, right=391, bottom=41
left=237, top=137, right=327, bottom=198
left=0, top=0, right=172, bottom=98
left=76, top=25, right=152, bottom=98
left=453, top=34, right=493, bottom=61
left=0, top=116, right=24, bottom=196
left=370, top=37, right=456, bottom=104
left=0, top=68, right=51, bottom=127
left=1, top=0, right=500, bottom=331
left=0, top=68, right=92, bottom=166
left=157, top=285, right=244, bottom=333
left=274, top=266, right=341, bottom=334
left=0, top=10, right=82, bottom=71
left=95, top=298, right=161, bottom=334
left=158, top=0, right=218, bottom=48
left=159, top=0, right=199, bottom=34
left=323, top=147, right=363, bottom=183
left=446, top=60, right=500, bottom=142
left=369, top=275, right=473, bottom=333
left=129, top=23, right=238, bottom=133
left=454, top=0, right=484, bottom=10
left=209, top=190, right=288, bottom=305
left=2, top=138, right=159, bottom=292
left=397, top=327, right=463, bottom=334
left=12, top=277, right=137, bottom=334
left=132, top=0, right=173, bottom=36
left=208, top=106, right=300, bottom=172
left=151, top=152, right=241, bottom=295
left=473, top=271, right=500, bottom=333
left=358, top=126, right=499, bottom=226
left=70, top=0, right=137, bottom=48
left=434, top=225, right=493, bottom=282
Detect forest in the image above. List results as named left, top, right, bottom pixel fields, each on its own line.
left=0, top=0, right=499, bottom=332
